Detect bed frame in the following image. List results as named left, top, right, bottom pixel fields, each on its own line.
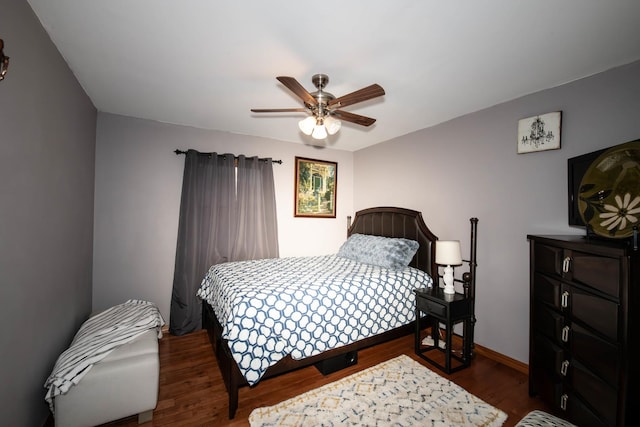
left=202, top=206, right=469, bottom=418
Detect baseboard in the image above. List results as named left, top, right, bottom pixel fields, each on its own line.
left=448, top=334, right=529, bottom=375
left=472, top=341, right=528, bottom=375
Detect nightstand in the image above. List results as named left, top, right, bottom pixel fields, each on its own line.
left=414, top=286, right=473, bottom=374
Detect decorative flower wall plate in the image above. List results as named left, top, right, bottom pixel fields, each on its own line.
left=578, top=140, right=640, bottom=238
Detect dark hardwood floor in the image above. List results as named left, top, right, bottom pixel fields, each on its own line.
left=102, top=329, right=555, bottom=427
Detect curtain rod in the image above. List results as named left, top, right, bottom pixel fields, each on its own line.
left=174, top=149, right=282, bottom=164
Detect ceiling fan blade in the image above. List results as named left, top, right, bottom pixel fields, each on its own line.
left=328, top=84, right=385, bottom=109
left=332, top=110, right=377, bottom=127
left=276, top=76, right=318, bottom=106
left=251, top=108, right=308, bottom=113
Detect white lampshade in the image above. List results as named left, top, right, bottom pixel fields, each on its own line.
left=436, top=240, right=462, bottom=295
left=311, top=123, right=328, bottom=139
left=324, top=116, right=341, bottom=135
left=435, top=240, right=462, bottom=266
left=298, top=116, right=316, bottom=135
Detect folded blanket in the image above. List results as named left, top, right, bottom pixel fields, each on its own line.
left=44, top=299, right=165, bottom=412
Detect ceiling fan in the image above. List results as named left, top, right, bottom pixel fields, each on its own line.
left=251, top=74, right=385, bottom=139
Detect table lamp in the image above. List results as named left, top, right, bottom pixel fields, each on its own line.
left=435, top=240, right=463, bottom=294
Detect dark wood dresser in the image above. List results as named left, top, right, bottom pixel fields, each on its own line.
left=527, top=235, right=638, bottom=427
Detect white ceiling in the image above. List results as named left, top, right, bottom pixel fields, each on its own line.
left=26, top=0, right=640, bottom=151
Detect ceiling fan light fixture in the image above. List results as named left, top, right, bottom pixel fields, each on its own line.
left=311, top=123, right=328, bottom=139
left=255, top=74, right=385, bottom=141
left=324, top=116, right=341, bottom=135
left=298, top=116, right=316, bottom=135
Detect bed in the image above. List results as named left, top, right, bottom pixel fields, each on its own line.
left=198, top=206, right=444, bottom=418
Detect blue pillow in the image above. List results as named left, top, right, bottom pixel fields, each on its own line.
left=337, top=234, right=419, bottom=269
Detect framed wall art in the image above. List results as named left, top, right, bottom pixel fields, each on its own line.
left=294, top=156, right=337, bottom=218
left=517, top=111, right=562, bottom=154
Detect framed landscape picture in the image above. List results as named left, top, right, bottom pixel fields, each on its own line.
left=294, top=157, right=337, bottom=218
left=517, top=111, right=562, bottom=154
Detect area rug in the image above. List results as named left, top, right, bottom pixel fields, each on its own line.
left=249, top=354, right=507, bottom=426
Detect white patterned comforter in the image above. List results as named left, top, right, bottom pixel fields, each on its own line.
left=196, top=255, right=433, bottom=385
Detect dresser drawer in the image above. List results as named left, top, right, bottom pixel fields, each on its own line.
left=534, top=274, right=619, bottom=343
left=569, top=360, right=618, bottom=426
left=533, top=273, right=562, bottom=310
left=570, top=323, right=619, bottom=388
left=569, top=286, right=619, bottom=342
left=571, top=251, right=620, bottom=299
left=534, top=244, right=621, bottom=300
left=534, top=244, right=564, bottom=278
left=534, top=301, right=620, bottom=388
left=531, top=366, right=609, bottom=427
left=564, top=391, right=609, bottom=427
left=533, top=333, right=565, bottom=377
left=416, top=296, right=446, bottom=317
left=529, top=364, right=561, bottom=410
left=533, top=303, right=565, bottom=344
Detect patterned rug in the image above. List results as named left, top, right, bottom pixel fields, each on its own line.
left=249, top=354, right=507, bottom=426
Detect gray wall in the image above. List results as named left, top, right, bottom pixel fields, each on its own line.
left=0, top=1, right=97, bottom=425
left=354, top=60, right=640, bottom=363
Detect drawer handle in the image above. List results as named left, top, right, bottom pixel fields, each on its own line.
left=562, top=257, right=571, bottom=273
left=561, top=360, right=570, bottom=376
left=561, top=393, right=568, bottom=411
left=561, top=325, right=570, bottom=342
left=561, top=291, right=569, bottom=308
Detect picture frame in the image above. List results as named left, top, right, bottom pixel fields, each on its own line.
left=517, top=111, right=562, bottom=154
left=294, top=156, right=337, bottom=218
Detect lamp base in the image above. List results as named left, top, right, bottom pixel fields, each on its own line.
left=443, top=265, right=455, bottom=294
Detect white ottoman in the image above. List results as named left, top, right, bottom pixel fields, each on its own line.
left=53, top=328, right=160, bottom=426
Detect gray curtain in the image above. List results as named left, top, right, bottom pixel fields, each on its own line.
left=232, top=155, right=279, bottom=260
left=169, top=150, right=279, bottom=335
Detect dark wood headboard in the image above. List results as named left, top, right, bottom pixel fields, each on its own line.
left=348, top=206, right=438, bottom=279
